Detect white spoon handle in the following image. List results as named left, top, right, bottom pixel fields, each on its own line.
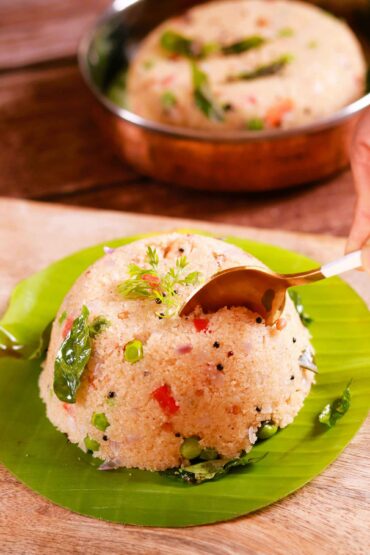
left=321, top=250, right=363, bottom=278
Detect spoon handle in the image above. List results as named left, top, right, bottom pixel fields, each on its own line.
left=285, top=250, right=363, bottom=286
left=321, top=250, right=363, bottom=278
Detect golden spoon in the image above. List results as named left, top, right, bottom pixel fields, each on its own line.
left=180, top=250, right=364, bottom=325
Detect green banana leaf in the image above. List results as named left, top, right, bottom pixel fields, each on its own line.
left=0, top=233, right=369, bottom=528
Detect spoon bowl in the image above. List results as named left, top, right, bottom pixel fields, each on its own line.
left=179, top=251, right=363, bottom=324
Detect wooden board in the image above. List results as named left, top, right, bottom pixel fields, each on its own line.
left=0, top=198, right=369, bottom=555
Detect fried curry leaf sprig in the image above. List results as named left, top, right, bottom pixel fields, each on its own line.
left=319, top=381, right=352, bottom=428
left=53, top=308, right=111, bottom=403
left=164, top=452, right=267, bottom=484
left=54, top=306, right=92, bottom=404
left=191, top=62, right=225, bottom=122
left=227, top=53, right=293, bottom=82
left=118, top=246, right=202, bottom=317
left=160, top=29, right=265, bottom=59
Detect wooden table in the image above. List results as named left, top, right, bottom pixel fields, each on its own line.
left=0, top=0, right=367, bottom=237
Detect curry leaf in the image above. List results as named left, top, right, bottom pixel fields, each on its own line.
left=228, top=54, right=293, bottom=81
left=222, top=35, right=265, bottom=55
left=191, top=62, right=224, bottom=122
left=164, top=452, right=267, bottom=484
left=319, top=381, right=352, bottom=428
left=160, top=30, right=199, bottom=58
left=160, top=29, right=266, bottom=59
left=53, top=305, right=91, bottom=404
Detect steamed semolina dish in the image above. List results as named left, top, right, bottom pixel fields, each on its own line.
left=40, top=234, right=316, bottom=482
left=125, top=0, right=367, bottom=131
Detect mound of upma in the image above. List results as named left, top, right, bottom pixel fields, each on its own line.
left=126, top=0, right=366, bottom=130
left=40, top=234, right=315, bottom=473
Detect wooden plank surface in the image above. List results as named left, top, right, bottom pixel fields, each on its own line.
left=0, top=65, right=133, bottom=198
left=42, top=170, right=357, bottom=237
left=0, top=198, right=369, bottom=555
left=0, top=0, right=110, bottom=70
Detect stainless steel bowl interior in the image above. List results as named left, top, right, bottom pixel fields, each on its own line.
left=79, top=0, right=370, bottom=142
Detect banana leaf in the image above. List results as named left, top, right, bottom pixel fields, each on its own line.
left=0, top=234, right=369, bottom=528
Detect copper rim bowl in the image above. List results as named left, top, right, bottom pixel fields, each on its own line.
left=78, top=0, right=370, bottom=192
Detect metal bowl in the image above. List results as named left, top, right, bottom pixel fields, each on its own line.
left=78, top=0, right=370, bottom=192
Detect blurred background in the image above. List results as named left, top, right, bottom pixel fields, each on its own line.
left=1, top=0, right=369, bottom=236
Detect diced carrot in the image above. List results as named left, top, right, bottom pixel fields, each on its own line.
left=265, top=99, right=294, bottom=128
left=193, top=318, right=209, bottom=333
left=152, top=384, right=180, bottom=416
